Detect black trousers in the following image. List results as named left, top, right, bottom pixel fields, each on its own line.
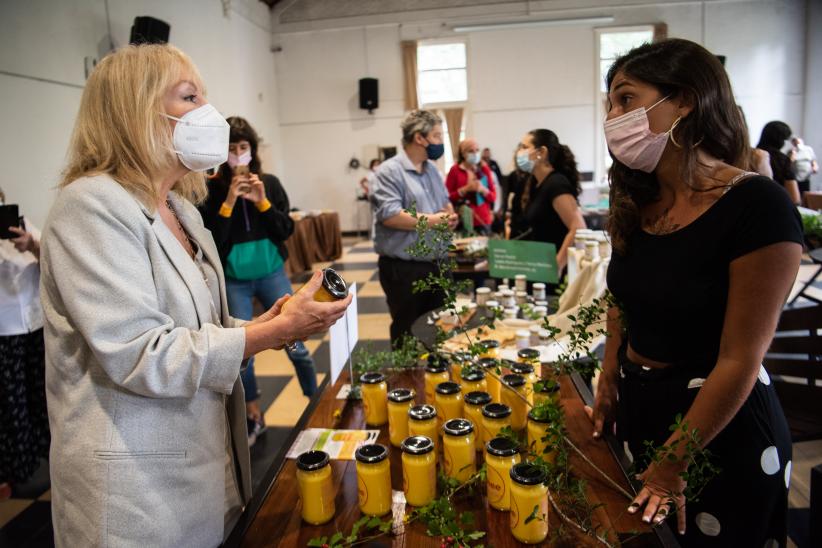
left=378, top=256, right=445, bottom=346
left=617, top=344, right=791, bottom=547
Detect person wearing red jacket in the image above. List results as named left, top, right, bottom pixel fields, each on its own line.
left=445, top=138, right=497, bottom=234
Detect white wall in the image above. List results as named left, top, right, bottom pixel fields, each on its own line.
left=272, top=0, right=812, bottom=231
left=0, top=0, right=282, bottom=227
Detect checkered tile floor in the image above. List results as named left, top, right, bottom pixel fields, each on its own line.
left=1, top=240, right=819, bottom=547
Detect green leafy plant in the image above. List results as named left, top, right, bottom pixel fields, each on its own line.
left=802, top=213, right=822, bottom=249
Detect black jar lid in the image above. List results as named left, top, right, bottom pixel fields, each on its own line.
left=482, top=402, right=512, bottom=419
left=486, top=437, right=519, bottom=457
left=443, top=418, right=474, bottom=436
left=509, top=462, right=548, bottom=485
left=401, top=435, right=434, bottom=455
left=536, top=379, right=560, bottom=393
left=427, top=353, right=450, bottom=367
left=359, top=371, right=386, bottom=384
left=464, top=391, right=492, bottom=406
left=461, top=368, right=486, bottom=382
left=425, top=363, right=448, bottom=374
left=355, top=443, right=388, bottom=464
left=517, top=348, right=540, bottom=360
left=502, top=374, right=526, bottom=388
left=452, top=351, right=473, bottom=363
left=478, top=357, right=498, bottom=370
left=296, top=450, right=330, bottom=471
left=408, top=404, right=437, bottom=421
left=388, top=388, right=415, bottom=403
left=480, top=339, right=501, bottom=350
left=510, top=362, right=534, bottom=375
left=435, top=381, right=461, bottom=395
left=322, top=268, right=348, bottom=299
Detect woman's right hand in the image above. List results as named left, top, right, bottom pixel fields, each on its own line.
left=278, top=271, right=352, bottom=340
left=226, top=174, right=250, bottom=207
left=585, top=368, right=618, bottom=439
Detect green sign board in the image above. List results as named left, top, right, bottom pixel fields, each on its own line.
left=487, top=239, right=558, bottom=283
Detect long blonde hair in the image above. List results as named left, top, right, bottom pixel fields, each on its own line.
left=61, top=44, right=208, bottom=207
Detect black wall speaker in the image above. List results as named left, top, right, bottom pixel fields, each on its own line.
left=359, top=77, right=379, bottom=113
left=130, top=16, right=171, bottom=45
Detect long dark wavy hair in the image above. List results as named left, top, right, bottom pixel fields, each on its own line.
left=605, top=39, right=750, bottom=254
left=217, top=116, right=263, bottom=182
left=521, top=129, right=580, bottom=210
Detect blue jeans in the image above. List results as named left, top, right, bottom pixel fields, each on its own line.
left=226, top=267, right=318, bottom=400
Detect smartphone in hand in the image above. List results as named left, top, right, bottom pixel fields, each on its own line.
left=0, top=204, right=20, bottom=239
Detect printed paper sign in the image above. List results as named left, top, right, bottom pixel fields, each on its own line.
left=286, top=428, right=379, bottom=460
left=328, top=282, right=358, bottom=385
left=488, top=239, right=558, bottom=283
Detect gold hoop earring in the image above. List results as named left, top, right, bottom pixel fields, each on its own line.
left=669, top=116, right=683, bottom=148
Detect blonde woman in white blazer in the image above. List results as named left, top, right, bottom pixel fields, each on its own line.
left=39, top=44, right=351, bottom=548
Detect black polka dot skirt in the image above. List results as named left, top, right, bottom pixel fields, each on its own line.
left=616, top=347, right=791, bottom=547
left=0, top=329, right=50, bottom=484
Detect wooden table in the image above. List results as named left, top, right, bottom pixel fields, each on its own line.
left=227, top=364, right=678, bottom=547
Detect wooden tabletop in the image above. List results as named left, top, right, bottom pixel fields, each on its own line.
left=228, top=366, right=676, bottom=547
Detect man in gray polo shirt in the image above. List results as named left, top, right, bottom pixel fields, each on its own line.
left=371, top=110, right=458, bottom=344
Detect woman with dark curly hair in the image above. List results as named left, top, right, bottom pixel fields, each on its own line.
left=589, top=38, right=802, bottom=546
left=514, top=129, right=586, bottom=271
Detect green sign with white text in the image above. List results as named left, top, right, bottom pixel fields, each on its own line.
left=487, top=239, right=558, bottom=283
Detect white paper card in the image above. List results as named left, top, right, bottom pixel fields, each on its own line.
left=328, top=282, right=358, bottom=385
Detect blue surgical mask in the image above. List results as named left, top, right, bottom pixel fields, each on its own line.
left=467, top=152, right=482, bottom=165
left=426, top=142, right=445, bottom=161
left=516, top=151, right=534, bottom=173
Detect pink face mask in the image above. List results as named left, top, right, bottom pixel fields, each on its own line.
left=227, top=150, right=252, bottom=168
left=604, top=96, right=679, bottom=173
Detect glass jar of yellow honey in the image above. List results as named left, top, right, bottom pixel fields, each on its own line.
left=434, top=381, right=463, bottom=426
left=479, top=339, right=500, bottom=359
left=510, top=361, right=537, bottom=404
left=387, top=388, right=415, bottom=448
left=423, top=363, right=450, bottom=404
left=509, top=463, right=549, bottom=544
left=355, top=444, right=392, bottom=517
left=478, top=357, right=502, bottom=402
left=460, top=367, right=487, bottom=394
left=527, top=409, right=557, bottom=462
left=359, top=371, right=388, bottom=426
left=481, top=402, right=512, bottom=445
left=401, top=435, right=436, bottom=507
left=501, top=374, right=528, bottom=431
left=485, top=437, right=521, bottom=511
left=442, top=418, right=476, bottom=482
left=533, top=378, right=560, bottom=406
left=284, top=268, right=348, bottom=309
left=463, top=391, right=491, bottom=451
left=450, top=351, right=472, bottom=385
left=296, top=450, right=335, bottom=525
left=408, top=404, right=438, bottom=448
left=517, top=347, right=540, bottom=368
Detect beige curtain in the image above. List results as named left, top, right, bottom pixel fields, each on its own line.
left=401, top=41, right=419, bottom=111
left=442, top=108, right=464, bottom=161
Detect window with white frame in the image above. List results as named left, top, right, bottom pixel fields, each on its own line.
left=417, top=41, right=468, bottom=105
left=594, top=27, right=654, bottom=183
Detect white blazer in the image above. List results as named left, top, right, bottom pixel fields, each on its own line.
left=40, top=176, right=252, bottom=547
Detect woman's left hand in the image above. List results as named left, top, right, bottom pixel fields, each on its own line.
left=243, top=174, right=267, bottom=204
left=8, top=226, right=37, bottom=254
left=629, top=459, right=688, bottom=535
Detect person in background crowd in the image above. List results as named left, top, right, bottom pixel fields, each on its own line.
left=515, top=129, right=587, bottom=271
left=359, top=158, right=381, bottom=199
left=41, top=44, right=350, bottom=547
left=757, top=121, right=801, bottom=204
left=482, top=147, right=503, bottom=189
left=200, top=116, right=318, bottom=446
left=506, top=147, right=531, bottom=239
left=593, top=38, right=802, bottom=547
left=0, top=187, right=49, bottom=502
left=446, top=138, right=497, bottom=234
left=790, top=137, right=818, bottom=194
left=737, top=106, right=772, bottom=178
left=370, top=110, right=458, bottom=345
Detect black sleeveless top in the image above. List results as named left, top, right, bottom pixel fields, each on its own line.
left=607, top=175, right=803, bottom=364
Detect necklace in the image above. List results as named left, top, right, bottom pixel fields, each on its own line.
left=165, top=200, right=196, bottom=259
